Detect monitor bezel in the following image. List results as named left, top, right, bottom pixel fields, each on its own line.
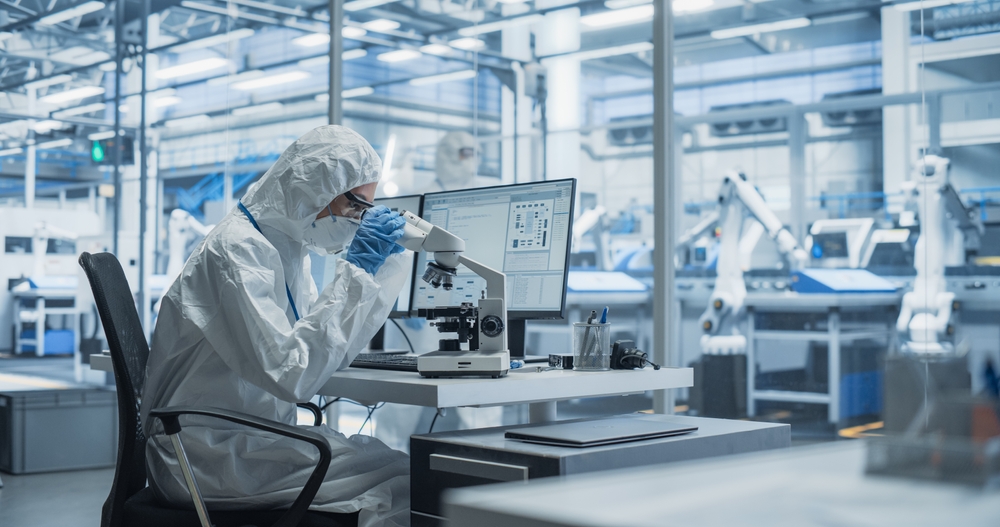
left=374, top=194, right=424, bottom=319
left=417, top=178, right=576, bottom=321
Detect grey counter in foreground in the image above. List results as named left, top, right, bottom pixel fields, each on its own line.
left=444, top=441, right=1000, bottom=527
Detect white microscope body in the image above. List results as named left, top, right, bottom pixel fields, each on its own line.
left=397, top=211, right=510, bottom=377
left=699, top=172, right=809, bottom=356
left=897, top=155, right=981, bottom=356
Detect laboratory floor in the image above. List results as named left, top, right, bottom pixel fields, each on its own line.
left=0, top=467, right=112, bottom=527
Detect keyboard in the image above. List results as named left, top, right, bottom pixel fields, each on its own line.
left=350, top=353, right=419, bottom=372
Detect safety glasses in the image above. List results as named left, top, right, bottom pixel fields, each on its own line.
left=339, top=191, right=374, bottom=220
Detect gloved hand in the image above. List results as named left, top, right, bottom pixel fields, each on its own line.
left=346, top=205, right=406, bottom=275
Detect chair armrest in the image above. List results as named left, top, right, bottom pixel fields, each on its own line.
left=297, top=402, right=323, bottom=426
left=148, top=406, right=331, bottom=527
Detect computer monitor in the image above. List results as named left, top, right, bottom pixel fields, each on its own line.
left=375, top=194, right=423, bottom=318
left=411, top=179, right=576, bottom=323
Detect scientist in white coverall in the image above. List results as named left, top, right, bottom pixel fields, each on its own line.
left=140, top=125, right=411, bottom=527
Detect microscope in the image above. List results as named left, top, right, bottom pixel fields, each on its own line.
left=397, top=211, right=510, bottom=378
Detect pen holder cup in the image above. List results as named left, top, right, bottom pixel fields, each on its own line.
left=573, top=323, right=611, bottom=371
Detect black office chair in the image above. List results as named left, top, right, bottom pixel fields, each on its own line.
left=80, top=252, right=357, bottom=527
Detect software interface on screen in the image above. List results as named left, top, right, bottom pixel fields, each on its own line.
left=412, top=179, right=574, bottom=317
left=375, top=195, right=423, bottom=316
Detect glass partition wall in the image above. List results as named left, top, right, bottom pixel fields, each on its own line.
left=3, top=0, right=999, bottom=448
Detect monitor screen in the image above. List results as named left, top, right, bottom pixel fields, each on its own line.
left=812, top=232, right=849, bottom=259
left=375, top=194, right=423, bottom=317
left=412, top=179, right=576, bottom=319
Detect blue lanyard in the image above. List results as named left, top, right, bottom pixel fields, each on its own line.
left=237, top=201, right=300, bottom=322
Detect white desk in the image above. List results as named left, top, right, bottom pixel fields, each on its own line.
left=318, top=366, right=693, bottom=423
left=91, top=354, right=693, bottom=423
left=444, top=441, right=1000, bottom=527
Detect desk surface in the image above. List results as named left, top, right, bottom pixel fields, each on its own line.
left=318, top=366, right=693, bottom=408
left=444, top=441, right=1000, bottom=527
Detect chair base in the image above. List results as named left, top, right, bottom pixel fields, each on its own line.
left=122, top=488, right=360, bottom=527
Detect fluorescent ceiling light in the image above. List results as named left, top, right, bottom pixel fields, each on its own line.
left=164, top=114, right=210, bottom=128
left=0, top=32, right=12, bottom=42
left=38, top=1, right=105, bottom=26
left=343, top=86, right=374, bottom=98
left=449, top=38, right=486, bottom=51
left=180, top=1, right=278, bottom=24
left=344, top=0, right=401, bottom=11
left=232, top=102, right=284, bottom=116
left=152, top=96, right=182, bottom=108
left=52, top=102, right=106, bottom=118
left=343, top=26, right=368, bottom=39
left=362, top=19, right=400, bottom=32
left=293, top=33, right=329, bottom=47
left=231, top=71, right=310, bottom=90
left=49, top=46, right=108, bottom=65
left=894, top=0, right=974, bottom=11
left=377, top=49, right=421, bottom=62
left=157, top=58, right=230, bottom=79
left=98, top=61, right=117, bottom=71
left=812, top=12, right=869, bottom=25
left=315, top=93, right=330, bottom=102
left=710, top=17, right=811, bottom=39
left=74, top=50, right=111, bottom=65
left=546, top=41, right=653, bottom=61
left=39, top=86, right=105, bottom=104
left=457, top=14, right=543, bottom=37
left=0, top=148, right=24, bottom=156
left=409, top=69, right=477, bottom=86
left=88, top=130, right=116, bottom=141
left=498, top=0, right=528, bottom=3
left=33, top=120, right=65, bottom=133
left=25, top=75, right=74, bottom=90
left=420, top=43, right=452, bottom=56
left=168, top=28, right=255, bottom=53
left=37, top=138, right=74, bottom=149
left=581, top=5, right=653, bottom=28
left=604, top=0, right=648, bottom=8
left=298, top=48, right=367, bottom=68
left=207, top=69, right=262, bottom=86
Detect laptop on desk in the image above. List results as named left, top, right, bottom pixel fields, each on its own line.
left=505, top=417, right=697, bottom=448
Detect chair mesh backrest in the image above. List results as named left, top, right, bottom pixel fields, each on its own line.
left=79, top=252, right=150, bottom=527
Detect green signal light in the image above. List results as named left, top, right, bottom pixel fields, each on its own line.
left=91, top=140, right=105, bottom=163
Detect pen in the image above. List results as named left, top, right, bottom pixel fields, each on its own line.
left=599, top=307, right=608, bottom=324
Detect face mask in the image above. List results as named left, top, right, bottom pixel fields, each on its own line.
left=304, top=205, right=360, bottom=255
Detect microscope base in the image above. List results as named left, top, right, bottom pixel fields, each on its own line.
left=418, top=350, right=510, bottom=378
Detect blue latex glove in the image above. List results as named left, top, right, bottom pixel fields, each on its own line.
left=346, top=205, right=406, bottom=275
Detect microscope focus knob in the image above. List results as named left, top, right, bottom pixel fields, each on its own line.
left=481, top=315, right=504, bottom=338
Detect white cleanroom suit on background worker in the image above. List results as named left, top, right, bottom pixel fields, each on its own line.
left=140, top=125, right=411, bottom=527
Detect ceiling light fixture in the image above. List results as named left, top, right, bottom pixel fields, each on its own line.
left=710, top=17, right=811, bottom=39
left=25, top=75, right=73, bottom=90
left=88, top=130, right=117, bottom=141
left=207, top=69, right=263, bottom=86
left=376, top=49, right=422, bottom=62
left=293, top=33, right=329, bottom=47
left=449, top=38, right=486, bottom=51
left=362, top=19, right=400, bottom=32
left=231, top=71, right=310, bottom=90
left=152, top=96, right=182, bottom=108
left=420, top=43, right=452, bottom=56
left=168, top=28, right=255, bottom=53
left=409, top=69, right=477, bottom=86
left=52, top=103, right=107, bottom=118
left=580, top=5, right=653, bottom=28
left=39, top=86, right=105, bottom=104
left=38, top=1, right=106, bottom=26
left=0, top=147, right=24, bottom=156
left=36, top=138, right=74, bottom=149
left=342, top=86, right=374, bottom=98
left=893, top=0, right=974, bottom=11
left=343, top=26, right=368, bottom=39
left=545, top=41, right=653, bottom=61
left=344, top=0, right=401, bottom=11
left=156, top=58, right=230, bottom=79
left=164, top=114, right=211, bottom=128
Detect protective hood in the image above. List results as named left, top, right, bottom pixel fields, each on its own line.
left=435, top=131, right=477, bottom=189
left=241, top=125, right=382, bottom=245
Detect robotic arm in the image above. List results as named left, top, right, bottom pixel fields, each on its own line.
left=699, top=172, right=808, bottom=355
left=33, top=222, right=78, bottom=278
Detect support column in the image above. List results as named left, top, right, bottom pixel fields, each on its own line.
left=25, top=87, right=35, bottom=209
left=501, top=3, right=531, bottom=185
left=536, top=5, right=580, bottom=181
left=788, top=111, right=807, bottom=241
left=328, top=0, right=343, bottom=125
left=652, top=0, right=675, bottom=414
left=882, top=6, right=912, bottom=204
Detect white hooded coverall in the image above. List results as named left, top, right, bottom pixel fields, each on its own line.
left=140, top=126, right=410, bottom=527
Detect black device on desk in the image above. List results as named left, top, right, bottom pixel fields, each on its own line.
left=505, top=417, right=697, bottom=447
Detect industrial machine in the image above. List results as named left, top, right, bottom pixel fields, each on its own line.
left=806, top=218, right=875, bottom=269
left=897, top=155, right=983, bottom=356
left=698, top=171, right=809, bottom=356
left=398, top=210, right=510, bottom=378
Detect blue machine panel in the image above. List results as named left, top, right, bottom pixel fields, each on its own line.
left=791, top=269, right=897, bottom=294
